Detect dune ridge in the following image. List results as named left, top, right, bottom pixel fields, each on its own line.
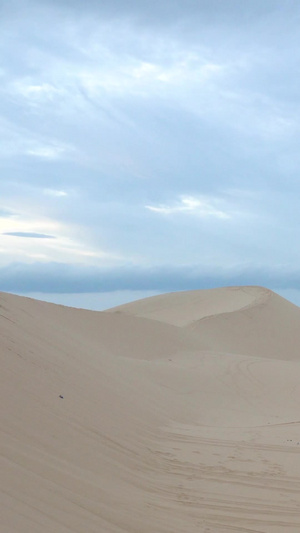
left=108, top=285, right=270, bottom=326
left=111, top=286, right=300, bottom=360
left=2, top=287, right=300, bottom=532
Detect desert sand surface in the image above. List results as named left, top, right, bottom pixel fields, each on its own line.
left=2, top=286, right=300, bottom=532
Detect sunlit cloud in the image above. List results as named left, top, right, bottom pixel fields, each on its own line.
left=0, top=206, right=123, bottom=266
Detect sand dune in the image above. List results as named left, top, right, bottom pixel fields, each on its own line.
left=111, top=286, right=300, bottom=359
left=2, top=287, right=300, bottom=532
left=108, top=285, right=264, bottom=326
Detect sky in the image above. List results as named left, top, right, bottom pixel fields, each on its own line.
left=1, top=0, right=300, bottom=310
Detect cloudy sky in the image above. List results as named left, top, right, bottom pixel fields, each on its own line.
left=1, top=0, right=300, bottom=309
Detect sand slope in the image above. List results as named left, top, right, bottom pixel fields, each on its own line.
left=2, top=287, right=300, bottom=532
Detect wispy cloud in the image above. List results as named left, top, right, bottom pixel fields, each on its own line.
left=43, top=189, right=68, bottom=197
left=0, top=208, right=15, bottom=218
left=1, top=0, right=300, bottom=302
left=0, top=116, right=73, bottom=160
left=146, top=195, right=231, bottom=219
left=26, top=142, right=71, bottom=159
left=13, top=82, right=62, bottom=102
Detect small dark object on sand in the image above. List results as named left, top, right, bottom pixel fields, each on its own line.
left=59, top=395, right=64, bottom=399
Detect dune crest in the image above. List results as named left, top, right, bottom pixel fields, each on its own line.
left=110, top=286, right=300, bottom=360
left=108, top=285, right=271, bottom=326
left=2, top=287, right=300, bottom=532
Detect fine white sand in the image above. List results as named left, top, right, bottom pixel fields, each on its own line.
left=2, top=286, right=300, bottom=532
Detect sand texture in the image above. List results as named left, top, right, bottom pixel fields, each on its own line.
left=2, top=286, right=300, bottom=532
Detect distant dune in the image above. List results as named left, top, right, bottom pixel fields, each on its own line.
left=2, top=287, right=300, bottom=532
left=110, top=286, right=300, bottom=359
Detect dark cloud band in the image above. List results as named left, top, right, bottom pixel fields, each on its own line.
left=3, top=232, right=56, bottom=239
left=0, top=261, right=298, bottom=294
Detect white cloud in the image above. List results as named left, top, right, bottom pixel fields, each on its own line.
left=26, top=143, right=70, bottom=159
left=131, top=58, right=224, bottom=86
left=13, top=82, right=61, bottom=102
left=44, top=189, right=68, bottom=197
left=0, top=116, right=73, bottom=160
left=78, top=56, right=225, bottom=99
left=146, top=195, right=231, bottom=219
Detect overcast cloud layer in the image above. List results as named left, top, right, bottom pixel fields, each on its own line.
left=1, top=0, right=300, bottom=308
